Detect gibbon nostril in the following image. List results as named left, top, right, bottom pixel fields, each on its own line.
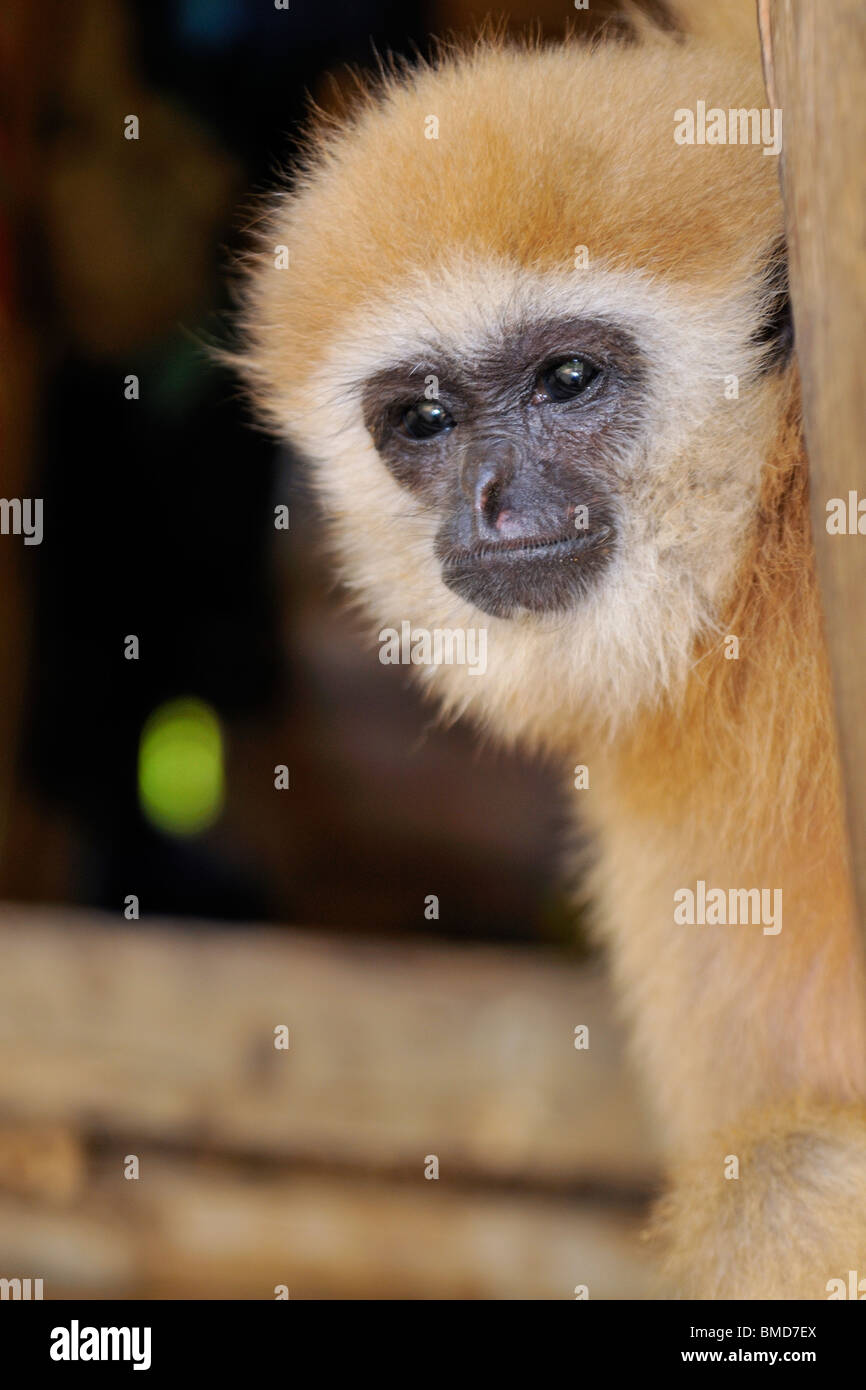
left=473, top=470, right=514, bottom=538
left=478, top=475, right=501, bottom=522
left=475, top=481, right=530, bottom=541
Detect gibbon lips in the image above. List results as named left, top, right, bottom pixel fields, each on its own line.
left=439, top=523, right=615, bottom=618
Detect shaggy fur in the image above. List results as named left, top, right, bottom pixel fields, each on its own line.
left=235, top=10, right=866, bottom=1298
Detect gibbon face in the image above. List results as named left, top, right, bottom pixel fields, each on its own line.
left=364, top=312, right=634, bottom=620
left=238, top=31, right=792, bottom=747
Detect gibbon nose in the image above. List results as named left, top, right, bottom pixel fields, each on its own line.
left=469, top=457, right=562, bottom=544
left=467, top=455, right=537, bottom=543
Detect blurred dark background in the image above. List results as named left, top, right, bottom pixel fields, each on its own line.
left=0, top=0, right=645, bottom=947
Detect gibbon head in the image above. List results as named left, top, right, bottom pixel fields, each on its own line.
left=236, top=25, right=794, bottom=750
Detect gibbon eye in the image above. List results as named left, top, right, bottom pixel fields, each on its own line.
left=402, top=399, right=455, bottom=439
left=538, top=356, right=599, bottom=402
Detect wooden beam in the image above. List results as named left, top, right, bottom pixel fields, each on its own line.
left=0, top=1148, right=653, bottom=1300
left=760, top=1, right=866, bottom=938
left=0, top=908, right=658, bottom=1187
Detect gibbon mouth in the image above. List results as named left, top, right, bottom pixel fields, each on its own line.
left=438, top=526, right=615, bottom=618
left=446, top=530, right=607, bottom=561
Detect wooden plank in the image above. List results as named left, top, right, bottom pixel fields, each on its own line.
left=0, top=1149, right=653, bottom=1300
left=762, top=2, right=866, bottom=939
left=0, top=908, right=657, bottom=1185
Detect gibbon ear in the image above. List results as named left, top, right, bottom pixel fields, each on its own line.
left=753, top=235, right=794, bottom=371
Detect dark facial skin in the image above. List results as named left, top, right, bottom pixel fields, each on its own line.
left=362, top=316, right=646, bottom=619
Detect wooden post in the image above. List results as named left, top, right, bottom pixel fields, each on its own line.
left=759, top=0, right=866, bottom=938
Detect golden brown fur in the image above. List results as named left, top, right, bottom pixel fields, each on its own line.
left=589, top=379, right=866, bottom=1295
left=235, top=12, right=866, bottom=1298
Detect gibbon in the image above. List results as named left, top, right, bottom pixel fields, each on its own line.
left=235, top=4, right=866, bottom=1298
